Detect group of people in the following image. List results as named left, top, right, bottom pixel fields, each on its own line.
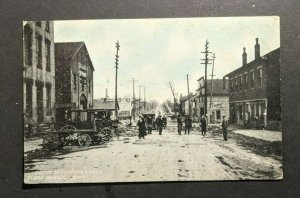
left=177, top=114, right=228, bottom=141
left=136, top=114, right=167, bottom=139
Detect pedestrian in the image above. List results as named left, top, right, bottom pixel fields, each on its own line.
left=177, top=115, right=183, bottom=135
left=200, top=115, right=207, bottom=136
left=156, top=115, right=163, bottom=135
left=222, top=116, right=228, bottom=141
left=185, top=116, right=192, bottom=135
left=162, top=115, right=167, bottom=129
left=137, top=116, right=146, bottom=139
left=146, top=116, right=153, bottom=134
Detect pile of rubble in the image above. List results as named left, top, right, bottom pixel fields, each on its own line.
left=115, top=124, right=138, bottom=137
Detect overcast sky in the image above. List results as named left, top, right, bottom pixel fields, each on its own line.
left=54, top=17, right=279, bottom=103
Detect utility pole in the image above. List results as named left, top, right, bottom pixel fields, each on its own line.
left=209, top=53, right=216, bottom=123
left=186, top=74, right=191, bottom=116
left=144, top=86, right=146, bottom=113
left=114, top=41, right=120, bottom=120
left=138, top=85, right=142, bottom=115
left=132, top=78, right=135, bottom=120
left=201, top=40, right=212, bottom=117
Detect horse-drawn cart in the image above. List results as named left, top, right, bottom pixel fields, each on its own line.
left=42, top=109, right=118, bottom=150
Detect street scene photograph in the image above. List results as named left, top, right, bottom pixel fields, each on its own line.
left=23, top=17, right=282, bottom=183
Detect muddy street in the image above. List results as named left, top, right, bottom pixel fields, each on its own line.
left=24, top=120, right=282, bottom=183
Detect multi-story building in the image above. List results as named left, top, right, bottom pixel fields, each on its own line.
left=55, top=42, right=94, bottom=123
left=223, top=38, right=281, bottom=129
left=23, top=21, right=55, bottom=124
left=196, top=77, right=229, bottom=123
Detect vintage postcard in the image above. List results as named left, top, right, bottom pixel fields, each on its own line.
left=23, top=17, right=282, bottom=184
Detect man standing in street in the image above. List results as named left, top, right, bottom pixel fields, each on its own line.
left=177, top=115, right=183, bottom=135
left=184, top=116, right=192, bottom=135
left=222, top=116, right=228, bottom=141
left=200, top=115, right=207, bottom=136
left=156, top=115, right=163, bottom=135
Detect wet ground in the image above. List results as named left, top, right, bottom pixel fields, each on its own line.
left=24, top=121, right=283, bottom=183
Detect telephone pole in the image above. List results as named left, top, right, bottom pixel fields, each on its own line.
left=132, top=78, right=136, bottom=120
left=144, top=86, right=146, bottom=113
left=186, top=74, right=191, bottom=116
left=201, top=40, right=212, bottom=117
left=209, top=53, right=216, bottom=122
left=114, top=41, right=120, bottom=120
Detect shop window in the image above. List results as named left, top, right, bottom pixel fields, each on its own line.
left=216, top=110, right=221, bottom=120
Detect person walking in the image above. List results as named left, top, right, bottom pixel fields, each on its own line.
left=200, top=115, right=207, bottom=136
left=146, top=115, right=153, bottom=134
left=222, top=116, right=228, bottom=141
left=156, top=115, right=163, bottom=135
left=137, top=116, right=146, bottom=139
left=185, top=116, right=192, bottom=135
left=162, top=115, right=167, bottom=129
left=177, top=115, right=183, bottom=135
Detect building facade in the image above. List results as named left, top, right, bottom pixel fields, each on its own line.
left=55, top=42, right=94, bottom=123
left=196, top=77, right=229, bottom=123
left=23, top=21, right=55, bottom=124
left=224, top=38, right=281, bottom=129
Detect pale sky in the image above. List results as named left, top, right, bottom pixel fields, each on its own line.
left=54, top=17, right=280, bottom=103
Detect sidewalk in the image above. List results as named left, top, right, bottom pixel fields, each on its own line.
left=232, top=129, right=282, bottom=142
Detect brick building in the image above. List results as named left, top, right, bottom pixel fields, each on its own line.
left=223, top=38, right=281, bottom=129
left=55, top=42, right=94, bottom=123
left=23, top=21, right=55, bottom=124
left=196, top=77, right=229, bottom=123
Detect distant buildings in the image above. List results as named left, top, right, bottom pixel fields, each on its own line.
left=196, top=77, right=229, bottom=123
left=224, top=38, right=281, bottom=130
left=55, top=42, right=94, bottom=123
left=23, top=21, right=55, bottom=124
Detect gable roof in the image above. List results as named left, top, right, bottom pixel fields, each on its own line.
left=55, top=42, right=94, bottom=71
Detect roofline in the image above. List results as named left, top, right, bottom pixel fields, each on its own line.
left=224, top=47, right=280, bottom=78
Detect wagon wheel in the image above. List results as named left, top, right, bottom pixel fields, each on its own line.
left=101, top=127, right=113, bottom=141
left=78, top=134, right=92, bottom=147
left=59, top=125, right=77, bottom=132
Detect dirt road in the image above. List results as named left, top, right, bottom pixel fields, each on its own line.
left=24, top=121, right=282, bottom=183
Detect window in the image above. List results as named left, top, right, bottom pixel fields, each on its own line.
left=216, top=110, right=221, bottom=120
left=244, top=74, right=248, bottom=89
left=250, top=71, right=255, bottom=86
left=73, top=74, right=77, bottom=90
left=46, top=86, right=51, bottom=115
left=45, top=21, right=50, bottom=32
left=26, top=82, right=32, bottom=116
left=24, top=26, right=32, bottom=66
left=45, top=39, right=51, bottom=71
left=258, top=68, right=262, bottom=86
left=89, top=79, right=91, bottom=93
left=36, top=34, right=42, bottom=69
left=36, top=21, right=41, bottom=27
left=240, top=76, right=243, bottom=91
left=229, top=79, right=232, bottom=92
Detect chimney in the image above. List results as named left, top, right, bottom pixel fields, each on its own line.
left=255, top=38, right=260, bottom=59
left=242, top=47, right=247, bottom=66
